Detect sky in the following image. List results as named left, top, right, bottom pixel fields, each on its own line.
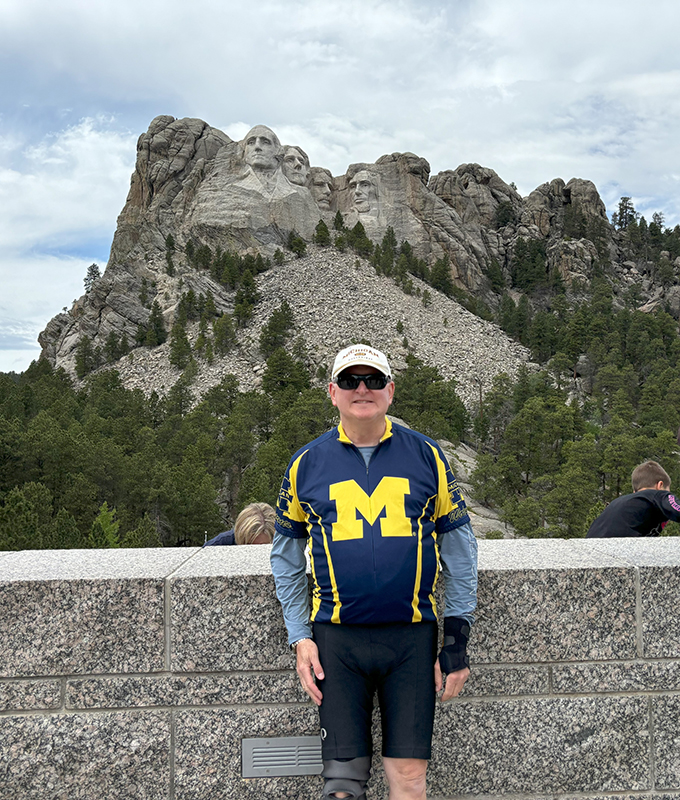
left=1, top=0, right=680, bottom=373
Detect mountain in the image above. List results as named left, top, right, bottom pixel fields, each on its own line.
left=37, top=115, right=680, bottom=395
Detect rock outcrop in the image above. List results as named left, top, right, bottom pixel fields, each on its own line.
left=38, top=114, right=673, bottom=387
left=106, top=245, right=532, bottom=410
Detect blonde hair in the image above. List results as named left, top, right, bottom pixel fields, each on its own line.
left=234, top=502, right=275, bottom=545
left=631, top=460, right=671, bottom=492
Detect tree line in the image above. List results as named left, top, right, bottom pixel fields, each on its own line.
left=469, top=195, right=680, bottom=537
left=0, top=343, right=465, bottom=550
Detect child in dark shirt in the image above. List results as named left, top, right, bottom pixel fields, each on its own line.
left=587, top=460, right=680, bottom=538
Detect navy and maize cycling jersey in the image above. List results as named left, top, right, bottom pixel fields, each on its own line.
left=275, top=419, right=470, bottom=626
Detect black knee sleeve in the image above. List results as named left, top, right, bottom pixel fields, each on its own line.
left=322, top=757, right=371, bottom=799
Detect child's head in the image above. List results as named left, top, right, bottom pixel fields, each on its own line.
left=632, top=460, right=671, bottom=492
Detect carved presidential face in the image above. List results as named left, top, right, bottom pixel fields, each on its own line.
left=349, top=170, right=377, bottom=213
left=282, top=146, right=310, bottom=186
left=310, top=169, right=333, bottom=209
left=243, top=126, right=280, bottom=171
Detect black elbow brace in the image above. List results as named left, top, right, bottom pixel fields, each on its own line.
left=438, top=616, right=470, bottom=674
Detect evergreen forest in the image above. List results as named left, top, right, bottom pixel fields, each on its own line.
left=2, top=198, right=680, bottom=548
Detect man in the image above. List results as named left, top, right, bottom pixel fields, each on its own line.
left=234, top=124, right=292, bottom=197
left=587, top=460, right=680, bottom=538
left=271, top=344, right=478, bottom=800
left=241, top=124, right=281, bottom=174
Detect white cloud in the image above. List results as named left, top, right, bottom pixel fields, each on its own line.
left=0, top=118, right=135, bottom=251
left=0, top=251, right=91, bottom=373
left=2, top=0, right=680, bottom=373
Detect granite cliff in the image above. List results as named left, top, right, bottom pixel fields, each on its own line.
left=38, top=115, right=679, bottom=394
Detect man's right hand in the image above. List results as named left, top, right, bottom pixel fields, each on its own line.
left=295, top=638, right=324, bottom=706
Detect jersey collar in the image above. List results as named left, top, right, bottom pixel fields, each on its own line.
left=337, top=418, right=393, bottom=444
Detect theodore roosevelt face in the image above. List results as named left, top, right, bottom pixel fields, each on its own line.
left=310, top=168, right=333, bottom=209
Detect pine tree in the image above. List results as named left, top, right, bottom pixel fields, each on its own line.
left=313, top=219, right=331, bottom=247
left=75, top=336, right=99, bottom=378
left=88, top=502, right=120, bottom=548
left=260, top=301, right=295, bottom=358
left=612, top=196, right=637, bottom=230
left=429, top=257, right=454, bottom=296
left=287, top=230, right=307, bottom=258
left=213, top=314, right=237, bottom=354
left=146, top=301, right=167, bottom=346
left=84, top=263, right=101, bottom=293
left=169, top=321, right=192, bottom=369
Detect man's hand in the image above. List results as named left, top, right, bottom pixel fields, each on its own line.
left=295, top=639, right=324, bottom=706
left=434, top=658, right=470, bottom=702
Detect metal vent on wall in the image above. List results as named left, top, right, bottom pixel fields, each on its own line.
left=242, top=736, right=323, bottom=777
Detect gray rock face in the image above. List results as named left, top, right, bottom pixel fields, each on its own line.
left=38, top=114, right=658, bottom=381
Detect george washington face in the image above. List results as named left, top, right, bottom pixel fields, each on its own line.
left=242, top=125, right=281, bottom=172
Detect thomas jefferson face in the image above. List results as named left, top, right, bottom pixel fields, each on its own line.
left=282, top=146, right=310, bottom=186
left=310, top=168, right=333, bottom=209
left=349, top=170, right=377, bottom=213
left=242, top=125, right=280, bottom=171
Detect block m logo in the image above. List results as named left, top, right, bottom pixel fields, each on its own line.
left=329, top=478, right=412, bottom=540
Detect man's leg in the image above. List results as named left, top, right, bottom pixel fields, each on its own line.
left=315, top=623, right=375, bottom=799
left=383, top=758, right=427, bottom=800
left=377, top=623, right=437, bottom=800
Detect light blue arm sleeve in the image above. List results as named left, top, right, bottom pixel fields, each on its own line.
left=270, top=531, right=313, bottom=645
left=439, top=519, right=478, bottom=624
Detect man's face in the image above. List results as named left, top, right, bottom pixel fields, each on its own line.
left=244, top=127, right=279, bottom=170
left=282, top=148, right=309, bottom=185
left=349, top=171, right=376, bottom=212
left=311, top=176, right=332, bottom=208
left=329, top=365, right=394, bottom=426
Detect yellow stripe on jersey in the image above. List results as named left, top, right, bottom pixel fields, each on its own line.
left=427, top=442, right=465, bottom=520
left=411, top=497, right=435, bottom=622
left=304, top=506, right=323, bottom=621
left=429, top=530, right=440, bottom=620
left=306, top=500, right=342, bottom=624
left=282, top=450, right=309, bottom=524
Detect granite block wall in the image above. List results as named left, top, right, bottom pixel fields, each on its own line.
left=1, top=539, right=679, bottom=800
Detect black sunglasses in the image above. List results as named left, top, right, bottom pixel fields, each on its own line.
left=335, top=373, right=391, bottom=391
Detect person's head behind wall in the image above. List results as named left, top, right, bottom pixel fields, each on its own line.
left=234, top=502, right=275, bottom=544
left=632, top=460, right=671, bottom=492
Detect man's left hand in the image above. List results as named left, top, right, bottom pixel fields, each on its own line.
left=434, top=658, right=470, bottom=701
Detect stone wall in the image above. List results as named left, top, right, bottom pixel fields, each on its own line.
left=1, top=539, right=679, bottom=800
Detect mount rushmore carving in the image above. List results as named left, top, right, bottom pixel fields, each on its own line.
left=40, top=114, right=616, bottom=372
left=110, top=115, right=612, bottom=292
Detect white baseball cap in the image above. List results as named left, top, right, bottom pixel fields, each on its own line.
left=331, top=344, right=392, bottom=380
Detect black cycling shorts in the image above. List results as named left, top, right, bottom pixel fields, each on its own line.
left=313, top=621, right=438, bottom=760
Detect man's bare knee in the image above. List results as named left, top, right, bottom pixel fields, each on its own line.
left=383, top=757, right=427, bottom=797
